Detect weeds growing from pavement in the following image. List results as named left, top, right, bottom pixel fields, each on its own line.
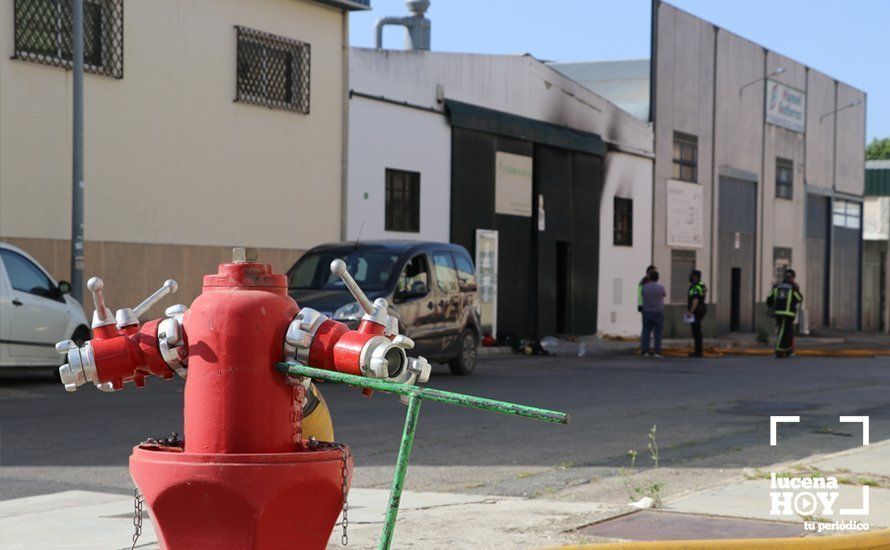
left=620, top=425, right=664, bottom=507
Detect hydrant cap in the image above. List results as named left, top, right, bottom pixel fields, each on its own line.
left=203, top=261, right=286, bottom=289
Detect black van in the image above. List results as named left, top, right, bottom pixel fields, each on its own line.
left=286, top=241, right=481, bottom=375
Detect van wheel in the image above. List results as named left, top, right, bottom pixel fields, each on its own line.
left=448, top=330, right=477, bottom=375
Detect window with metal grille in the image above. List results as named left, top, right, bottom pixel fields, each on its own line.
left=236, top=26, right=310, bottom=113
left=385, top=169, right=420, bottom=233
left=613, top=197, right=633, bottom=246
left=672, top=132, right=698, bottom=183
left=776, top=158, right=793, bottom=199
left=670, top=249, right=696, bottom=303
left=13, top=0, right=124, bottom=78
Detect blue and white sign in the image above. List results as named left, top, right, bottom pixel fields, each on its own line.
left=766, top=79, right=806, bottom=133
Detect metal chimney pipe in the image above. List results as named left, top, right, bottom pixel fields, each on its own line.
left=374, top=0, right=431, bottom=51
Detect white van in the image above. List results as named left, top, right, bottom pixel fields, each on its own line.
left=0, top=243, right=90, bottom=367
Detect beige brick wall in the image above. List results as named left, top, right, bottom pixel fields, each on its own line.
left=2, top=237, right=305, bottom=316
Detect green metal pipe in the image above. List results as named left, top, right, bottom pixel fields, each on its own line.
left=379, top=393, right=422, bottom=550
left=277, top=362, right=570, bottom=425
left=277, top=361, right=570, bottom=548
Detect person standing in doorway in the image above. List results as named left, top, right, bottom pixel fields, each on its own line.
left=640, top=271, right=666, bottom=357
left=687, top=270, right=707, bottom=357
left=767, top=269, right=804, bottom=358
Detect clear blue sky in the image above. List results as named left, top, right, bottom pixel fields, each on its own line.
left=349, top=0, right=888, bottom=143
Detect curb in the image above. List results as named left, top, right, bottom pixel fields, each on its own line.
left=555, top=528, right=890, bottom=549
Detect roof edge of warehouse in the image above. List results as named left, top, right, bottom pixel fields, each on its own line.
left=349, top=46, right=654, bottom=156
left=654, top=0, right=867, bottom=95
left=312, top=0, right=371, bottom=11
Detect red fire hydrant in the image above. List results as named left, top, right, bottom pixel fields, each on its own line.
left=56, top=247, right=430, bottom=550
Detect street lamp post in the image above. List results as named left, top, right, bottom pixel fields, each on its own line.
left=820, top=99, right=862, bottom=123
left=739, top=67, right=786, bottom=96
left=71, top=0, right=85, bottom=303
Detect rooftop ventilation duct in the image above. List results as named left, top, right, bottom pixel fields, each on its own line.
left=375, top=0, right=431, bottom=51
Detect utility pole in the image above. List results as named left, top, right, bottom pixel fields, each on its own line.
left=71, top=0, right=85, bottom=303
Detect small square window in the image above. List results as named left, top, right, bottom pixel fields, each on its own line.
left=832, top=200, right=861, bottom=229
left=776, top=158, right=793, bottom=200
left=613, top=197, right=633, bottom=246
left=385, top=169, right=420, bottom=233
left=236, top=26, right=310, bottom=113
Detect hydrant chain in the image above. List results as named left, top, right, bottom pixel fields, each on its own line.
left=130, top=487, right=143, bottom=550
left=339, top=444, right=350, bottom=546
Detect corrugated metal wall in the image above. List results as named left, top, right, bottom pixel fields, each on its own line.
left=862, top=241, right=887, bottom=332
left=806, top=195, right=830, bottom=327
left=450, top=128, right=603, bottom=339
left=451, top=129, right=535, bottom=338
left=717, top=176, right=757, bottom=332
left=832, top=226, right=861, bottom=330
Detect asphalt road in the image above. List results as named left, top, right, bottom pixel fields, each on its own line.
left=2, top=353, right=889, bottom=500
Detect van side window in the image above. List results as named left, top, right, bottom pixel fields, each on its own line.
left=453, top=253, right=477, bottom=291
left=395, top=254, right=429, bottom=302
left=432, top=252, right=459, bottom=294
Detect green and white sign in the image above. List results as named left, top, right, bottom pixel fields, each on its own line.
left=765, top=79, right=806, bottom=133
left=495, top=152, right=533, bottom=217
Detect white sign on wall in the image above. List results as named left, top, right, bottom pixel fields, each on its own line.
left=495, top=152, right=533, bottom=217
left=765, top=79, right=806, bottom=133
left=475, top=229, right=499, bottom=337
left=667, top=179, right=704, bottom=248
left=864, top=197, right=890, bottom=241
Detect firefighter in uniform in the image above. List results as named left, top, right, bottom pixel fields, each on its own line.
left=766, top=269, right=804, bottom=358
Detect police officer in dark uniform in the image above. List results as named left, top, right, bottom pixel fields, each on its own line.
left=766, top=269, right=804, bottom=358
left=687, top=270, right=707, bottom=357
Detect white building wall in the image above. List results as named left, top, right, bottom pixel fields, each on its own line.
left=0, top=0, right=346, bottom=250
left=865, top=197, right=890, bottom=241
left=349, top=49, right=653, bottom=155
left=0, top=0, right=348, bottom=307
left=349, top=49, right=654, bottom=337
left=598, top=153, right=654, bottom=336
left=345, top=97, right=450, bottom=242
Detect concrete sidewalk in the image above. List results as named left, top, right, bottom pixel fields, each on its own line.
left=479, top=331, right=889, bottom=359
left=0, top=487, right=625, bottom=549
left=2, top=441, right=888, bottom=548
left=573, top=440, right=890, bottom=544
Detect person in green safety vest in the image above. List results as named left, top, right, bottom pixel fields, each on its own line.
left=687, top=270, right=707, bottom=357
left=766, top=269, right=804, bottom=358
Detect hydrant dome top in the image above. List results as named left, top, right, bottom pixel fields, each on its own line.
left=203, top=261, right=287, bottom=289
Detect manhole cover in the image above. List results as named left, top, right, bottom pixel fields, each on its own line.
left=578, top=510, right=805, bottom=541
left=718, top=400, right=822, bottom=416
